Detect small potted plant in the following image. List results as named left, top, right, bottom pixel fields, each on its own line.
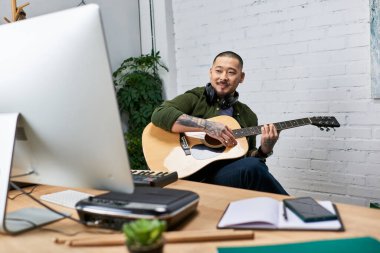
left=123, top=219, right=167, bottom=253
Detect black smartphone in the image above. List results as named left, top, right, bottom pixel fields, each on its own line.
left=283, top=197, right=338, bottom=222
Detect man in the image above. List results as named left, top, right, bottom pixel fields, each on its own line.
left=151, top=51, right=287, bottom=195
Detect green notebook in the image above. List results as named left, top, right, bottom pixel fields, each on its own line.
left=218, top=237, right=380, bottom=253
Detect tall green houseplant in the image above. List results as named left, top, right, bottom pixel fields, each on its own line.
left=113, top=51, right=168, bottom=170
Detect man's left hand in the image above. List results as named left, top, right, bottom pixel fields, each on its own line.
left=260, top=124, right=279, bottom=154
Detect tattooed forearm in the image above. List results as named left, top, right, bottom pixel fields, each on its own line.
left=176, top=115, right=207, bottom=129
left=175, top=115, right=226, bottom=139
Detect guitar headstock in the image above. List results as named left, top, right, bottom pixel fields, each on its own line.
left=309, top=116, right=340, bottom=131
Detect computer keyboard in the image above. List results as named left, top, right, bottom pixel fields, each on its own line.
left=40, top=190, right=93, bottom=209
left=131, top=170, right=178, bottom=187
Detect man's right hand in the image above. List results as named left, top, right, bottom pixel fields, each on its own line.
left=204, top=120, right=237, bottom=147
left=171, top=114, right=237, bottom=147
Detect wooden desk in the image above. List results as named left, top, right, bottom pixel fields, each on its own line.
left=3, top=180, right=380, bottom=253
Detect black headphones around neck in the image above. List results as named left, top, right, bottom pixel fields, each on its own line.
left=205, top=83, right=239, bottom=110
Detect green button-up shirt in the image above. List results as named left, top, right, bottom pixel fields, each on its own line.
left=151, top=87, right=259, bottom=154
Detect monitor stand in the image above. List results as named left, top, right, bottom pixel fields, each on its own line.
left=0, top=113, right=65, bottom=234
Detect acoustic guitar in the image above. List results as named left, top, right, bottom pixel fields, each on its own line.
left=142, top=115, right=340, bottom=178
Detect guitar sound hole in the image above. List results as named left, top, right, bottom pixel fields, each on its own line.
left=191, top=144, right=225, bottom=160
left=204, top=135, right=223, bottom=148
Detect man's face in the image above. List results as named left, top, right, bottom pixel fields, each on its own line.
left=209, top=56, right=245, bottom=98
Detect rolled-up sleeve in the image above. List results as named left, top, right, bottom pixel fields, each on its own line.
left=151, top=92, right=199, bottom=132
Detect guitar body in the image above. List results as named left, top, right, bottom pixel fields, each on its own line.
left=142, top=116, right=249, bottom=178
left=142, top=114, right=340, bottom=179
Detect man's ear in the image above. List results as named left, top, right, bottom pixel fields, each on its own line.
left=240, top=72, right=245, bottom=83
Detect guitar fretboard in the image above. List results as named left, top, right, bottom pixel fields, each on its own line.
left=232, top=118, right=311, bottom=138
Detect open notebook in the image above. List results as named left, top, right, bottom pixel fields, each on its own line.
left=217, top=197, right=344, bottom=231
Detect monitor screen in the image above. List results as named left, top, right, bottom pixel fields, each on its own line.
left=0, top=5, right=134, bottom=194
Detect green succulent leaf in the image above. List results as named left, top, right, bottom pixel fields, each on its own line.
left=123, top=219, right=167, bottom=247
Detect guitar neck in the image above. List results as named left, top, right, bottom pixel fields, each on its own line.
left=232, top=118, right=311, bottom=138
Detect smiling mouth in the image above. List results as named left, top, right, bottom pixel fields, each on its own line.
left=218, top=82, right=230, bottom=87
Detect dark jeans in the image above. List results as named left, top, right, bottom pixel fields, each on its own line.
left=186, top=157, right=288, bottom=195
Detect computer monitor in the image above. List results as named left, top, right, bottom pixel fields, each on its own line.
left=0, top=4, right=134, bottom=234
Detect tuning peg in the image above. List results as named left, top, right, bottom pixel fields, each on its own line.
left=319, top=127, right=324, bottom=131
left=326, top=127, right=330, bottom=132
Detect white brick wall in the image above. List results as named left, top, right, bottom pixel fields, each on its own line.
left=171, top=0, right=380, bottom=206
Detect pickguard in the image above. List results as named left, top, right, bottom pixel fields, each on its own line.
left=190, top=145, right=225, bottom=160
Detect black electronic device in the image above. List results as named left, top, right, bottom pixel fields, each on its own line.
left=131, top=170, right=178, bottom=187
left=75, top=187, right=199, bottom=230
left=283, top=197, right=338, bottom=222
